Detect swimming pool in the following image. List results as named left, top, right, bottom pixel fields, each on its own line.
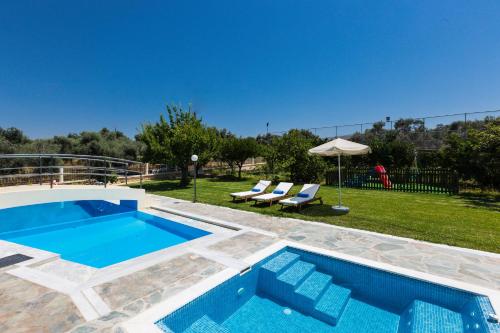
left=156, top=247, right=499, bottom=333
left=0, top=200, right=210, bottom=268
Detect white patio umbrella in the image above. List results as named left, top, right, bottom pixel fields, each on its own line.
left=309, top=138, right=371, bottom=213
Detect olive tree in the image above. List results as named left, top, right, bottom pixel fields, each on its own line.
left=138, top=105, right=218, bottom=185
left=220, top=136, right=259, bottom=179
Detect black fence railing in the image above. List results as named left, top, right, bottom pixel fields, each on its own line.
left=0, top=154, right=144, bottom=188
left=325, top=167, right=459, bottom=194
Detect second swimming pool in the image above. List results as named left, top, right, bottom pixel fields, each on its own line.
left=156, top=247, right=499, bottom=333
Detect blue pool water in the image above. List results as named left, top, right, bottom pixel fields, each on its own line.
left=156, top=247, right=499, bottom=333
left=0, top=201, right=210, bottom=268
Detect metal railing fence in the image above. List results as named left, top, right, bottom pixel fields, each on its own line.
left=0, top=154, right=144, bottom=188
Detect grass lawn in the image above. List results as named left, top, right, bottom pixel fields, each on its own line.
left=136, top=177, right=500, bottom=253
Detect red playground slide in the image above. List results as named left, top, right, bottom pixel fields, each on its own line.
left=374, top=165, right=392, bottom=189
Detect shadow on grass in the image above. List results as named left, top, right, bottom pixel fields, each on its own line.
left=137, top=181, right=191, bottom=192
left=280, top=204, right=339, bottom=217
left=250, top=201, right=277, bottom=209
left=457, top=192, right=500, bottom=212
left=206, top=175, right=253, bottom=182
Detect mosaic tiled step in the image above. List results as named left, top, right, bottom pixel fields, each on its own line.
left=183, top=315, right=229, bottom=333
left=313, top=283, right=352, bottom=325
left=398, top=300, right=463, bottom=333
left=277, top=260, right=316, bottom=290
left=260, top=251, right=300, bottom=278
left=294, top=271, right=333, bottom=312
left=259, top=258, right=317, bottom=304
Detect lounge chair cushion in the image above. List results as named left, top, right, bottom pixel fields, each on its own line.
left=273, top=190, right=284, bottom=194
left=251, top=188, right=261, bottom=192
left=297, top=192, right=309, bottom=198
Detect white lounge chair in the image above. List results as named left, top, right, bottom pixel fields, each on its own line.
left=230, top=180, right=272, bottom=202
left=279, top=184, right=323, bottom=210
left=252, top=182, right=294, bottom=206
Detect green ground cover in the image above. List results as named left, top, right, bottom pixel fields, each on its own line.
left=136, top=177, right=500, bottom=253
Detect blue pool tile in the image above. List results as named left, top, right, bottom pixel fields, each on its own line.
left=261, top=251, right=300, bottom=276
left=335, top=298, right=400, bottom=333
left=183, top=315, right=229, bottom=333
left=223, top=295, right=332, bottom=333
left=399, top=300, right=463, bottom=333
left=277, top=260, right=315, bottom=289
left=295, top=271, right=332, bottom=310
left=314, top=283, right=351, bottom=325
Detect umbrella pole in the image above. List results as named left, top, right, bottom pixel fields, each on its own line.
left=338, top=153, right=342, bottom=207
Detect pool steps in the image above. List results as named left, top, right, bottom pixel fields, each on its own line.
left=260, top=251, right=351, bottom=325
left=183, top=315, right=229, bottom=333
left=260, top=251, right=465, bottom=331
left=173, top=251, right=472, bottom=332
left=276, top=261, right=316, bottom=291
left=397, top=300, right=463, bottom=333
left=313, top=283, right=352, bottom=325
left=295, top=271, right=332, bottom=309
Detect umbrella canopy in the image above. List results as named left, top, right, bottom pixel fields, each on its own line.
left=308, top=138, right=371, bottom=156
left=309, top=138, right=371, bottom=214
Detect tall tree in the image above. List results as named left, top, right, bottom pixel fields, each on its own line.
left=138, top=104, right=217, bottom=185
left=220, top=137, right=259, bottom=179
left=441, top=118, right=500, bottom=189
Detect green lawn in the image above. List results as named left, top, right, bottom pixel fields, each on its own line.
left=136, top=177, right=500, bottom=253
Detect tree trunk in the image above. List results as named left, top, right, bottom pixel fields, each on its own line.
left=180, top=165, right=189, bottom=186
left=238, top=165, right=242, bottom=179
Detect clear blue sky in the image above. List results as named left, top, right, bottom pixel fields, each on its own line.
left=1, top=0, right=500, bottom=138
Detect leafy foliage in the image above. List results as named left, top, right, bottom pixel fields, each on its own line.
left=0, top=127, right=140, bottom=160
left=257, top=134, right=281, bottom=175
left=441, top=118, right=500, bottom=189
left=273, top=129, right=326, bottom=183
left=138, top=105, right=222, bottom=185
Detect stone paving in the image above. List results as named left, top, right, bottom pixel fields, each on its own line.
left=0, top=273, right=84, bottom=333
left=208, top=231, right=278, bottom=259
left=68, top=253, right=228, bottom=333
left=94, top=254, right=224, bottom=310
left=149, top=195, right=500, bottom=291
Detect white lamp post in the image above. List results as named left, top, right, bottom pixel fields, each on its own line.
left=191, top=154, right=198, bottom=202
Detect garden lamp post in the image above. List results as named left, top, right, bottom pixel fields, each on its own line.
left=191, top=154, right=198, bottom=202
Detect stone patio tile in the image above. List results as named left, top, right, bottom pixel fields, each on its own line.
left=94, top=253, right=224, bottom=310
left=208, top=231, right=278, bottom=259
left=0, top=273, right=84, bottom=333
